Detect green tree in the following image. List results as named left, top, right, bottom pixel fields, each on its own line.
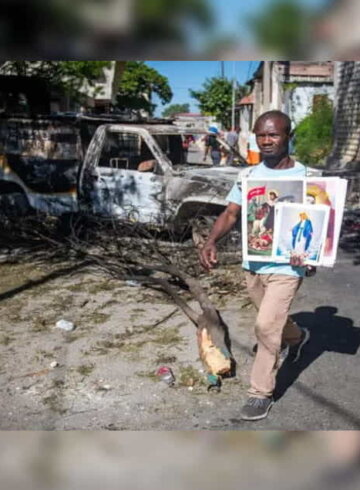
left=116, top=62, right=172, bottom=116
left=295, top=97, right=334, bottom=166
left=190, top=77, right=246, bottom=127
left=249, top=0, right=312, bottom=58
left=162, top=103, right=190, bottom=118
left=2, top=61, right=111, bottom=99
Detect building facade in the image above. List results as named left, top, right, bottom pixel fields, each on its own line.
left=237, top=61, right=334, bottom=133
left=327, top=61, right=360, bottom=169
left=172, top=113, right=217, bottom=132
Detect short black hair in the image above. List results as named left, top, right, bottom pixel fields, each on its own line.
left=254, top=110, right=292, bottom=135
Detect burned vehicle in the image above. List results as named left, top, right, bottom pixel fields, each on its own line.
left=78, top=123, right=240, bottom=232
left=0, top=114, right=241, bottom=236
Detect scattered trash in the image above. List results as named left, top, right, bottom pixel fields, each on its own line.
left=188, top=386, right=194, bottom=392
left=93, top=381, right=112, bottom=392
left=95, top=385, right=111, bottom=392
left=156, top=366, right=175, bottom=386
left=126, top=280, right=140, bottom=287
left=207, top=374, right=222, bottom=392
left=55, top=319, right=75, bottom=332
left=50, top=361, right=59, bottom=369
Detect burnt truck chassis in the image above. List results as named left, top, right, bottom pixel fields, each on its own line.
left=0, top=114, right=241, bottom=243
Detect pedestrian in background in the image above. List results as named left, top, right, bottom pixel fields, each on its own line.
left=226, top=126, right=240, bottom=165
left=203, top=126, right=221, bottom=166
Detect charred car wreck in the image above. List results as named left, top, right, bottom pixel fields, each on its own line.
left=0, top=113, right=241, bottom=234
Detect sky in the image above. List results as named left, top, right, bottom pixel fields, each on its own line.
left=147, top=61, right=260, bottom=116
left=147, top=0, right=331, bottom=116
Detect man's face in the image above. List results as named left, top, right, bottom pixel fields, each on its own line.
left=254, top=117, right=290, bottom=159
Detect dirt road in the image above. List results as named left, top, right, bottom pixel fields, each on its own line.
left=0, top=250, right=253, bottom=430
left=0, top=247, right=359, bottom=430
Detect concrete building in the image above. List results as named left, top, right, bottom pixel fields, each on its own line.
left=327, top=61, right=360, bottom=170
left=172, top=113, right=217, bottom=132
left=78, top=61, right=126, bottom=113
left=237, top=62, right=334, bottom=133
left=0, top=61, right=126, bottom=114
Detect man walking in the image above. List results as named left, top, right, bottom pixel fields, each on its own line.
left=203, top=126, right=221, bottom=166
left=199, top=110, right=310, bottom=421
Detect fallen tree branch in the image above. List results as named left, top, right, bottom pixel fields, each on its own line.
left=3, top=214, right=234, bottom=380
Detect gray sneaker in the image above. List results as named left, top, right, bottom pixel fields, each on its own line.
left=289, top=328, right=310, bottom=363
left=240, top=397, right=274, bottom=421
left=252, top=328, right=310, bottom=364
left=252, top=343, right=289, bottom=365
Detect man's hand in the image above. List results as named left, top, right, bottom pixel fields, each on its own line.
left=199, top=240, right=218, bottom=271
left=197, top=203, right=240, bottom=270
left=289, top=252, right=306, bottom=267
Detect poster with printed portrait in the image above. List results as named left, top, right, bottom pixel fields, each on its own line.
left=242, top=178, right=306, bottom=262
left=306, top=177, right=348, bottom=267
left=273, top=203, right=330, bottom=266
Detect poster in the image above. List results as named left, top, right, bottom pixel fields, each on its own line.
left=242, top=178, right=305, bottom=262
left=306, top=177, right=348, bottom=267
left=273, top=203, right=330, bottom=266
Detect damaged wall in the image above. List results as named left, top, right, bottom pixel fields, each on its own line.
left=327, top=61, right=360, bottom=170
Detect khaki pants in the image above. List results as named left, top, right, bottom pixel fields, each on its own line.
left=244, top=271, right=303, bottom=398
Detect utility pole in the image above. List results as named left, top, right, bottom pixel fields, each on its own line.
left=231, top=61, right=236, bottom=129
left=221, top=61, right=225, bottom=78
left=263, top=61, right=271, bottom=112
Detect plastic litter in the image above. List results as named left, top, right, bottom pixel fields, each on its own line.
left=156, top=366, right=175, bottom=386
left=207, top=374, right=222, bottom=392
left=125, top=280, right=140, bottom=287
left=55, top=319, right=75, bottom=332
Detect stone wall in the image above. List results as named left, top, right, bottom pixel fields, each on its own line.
left=327, top=62, right=360, bottom=169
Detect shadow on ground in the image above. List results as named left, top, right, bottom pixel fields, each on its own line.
left=274, top=306, right=360, bottom=427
